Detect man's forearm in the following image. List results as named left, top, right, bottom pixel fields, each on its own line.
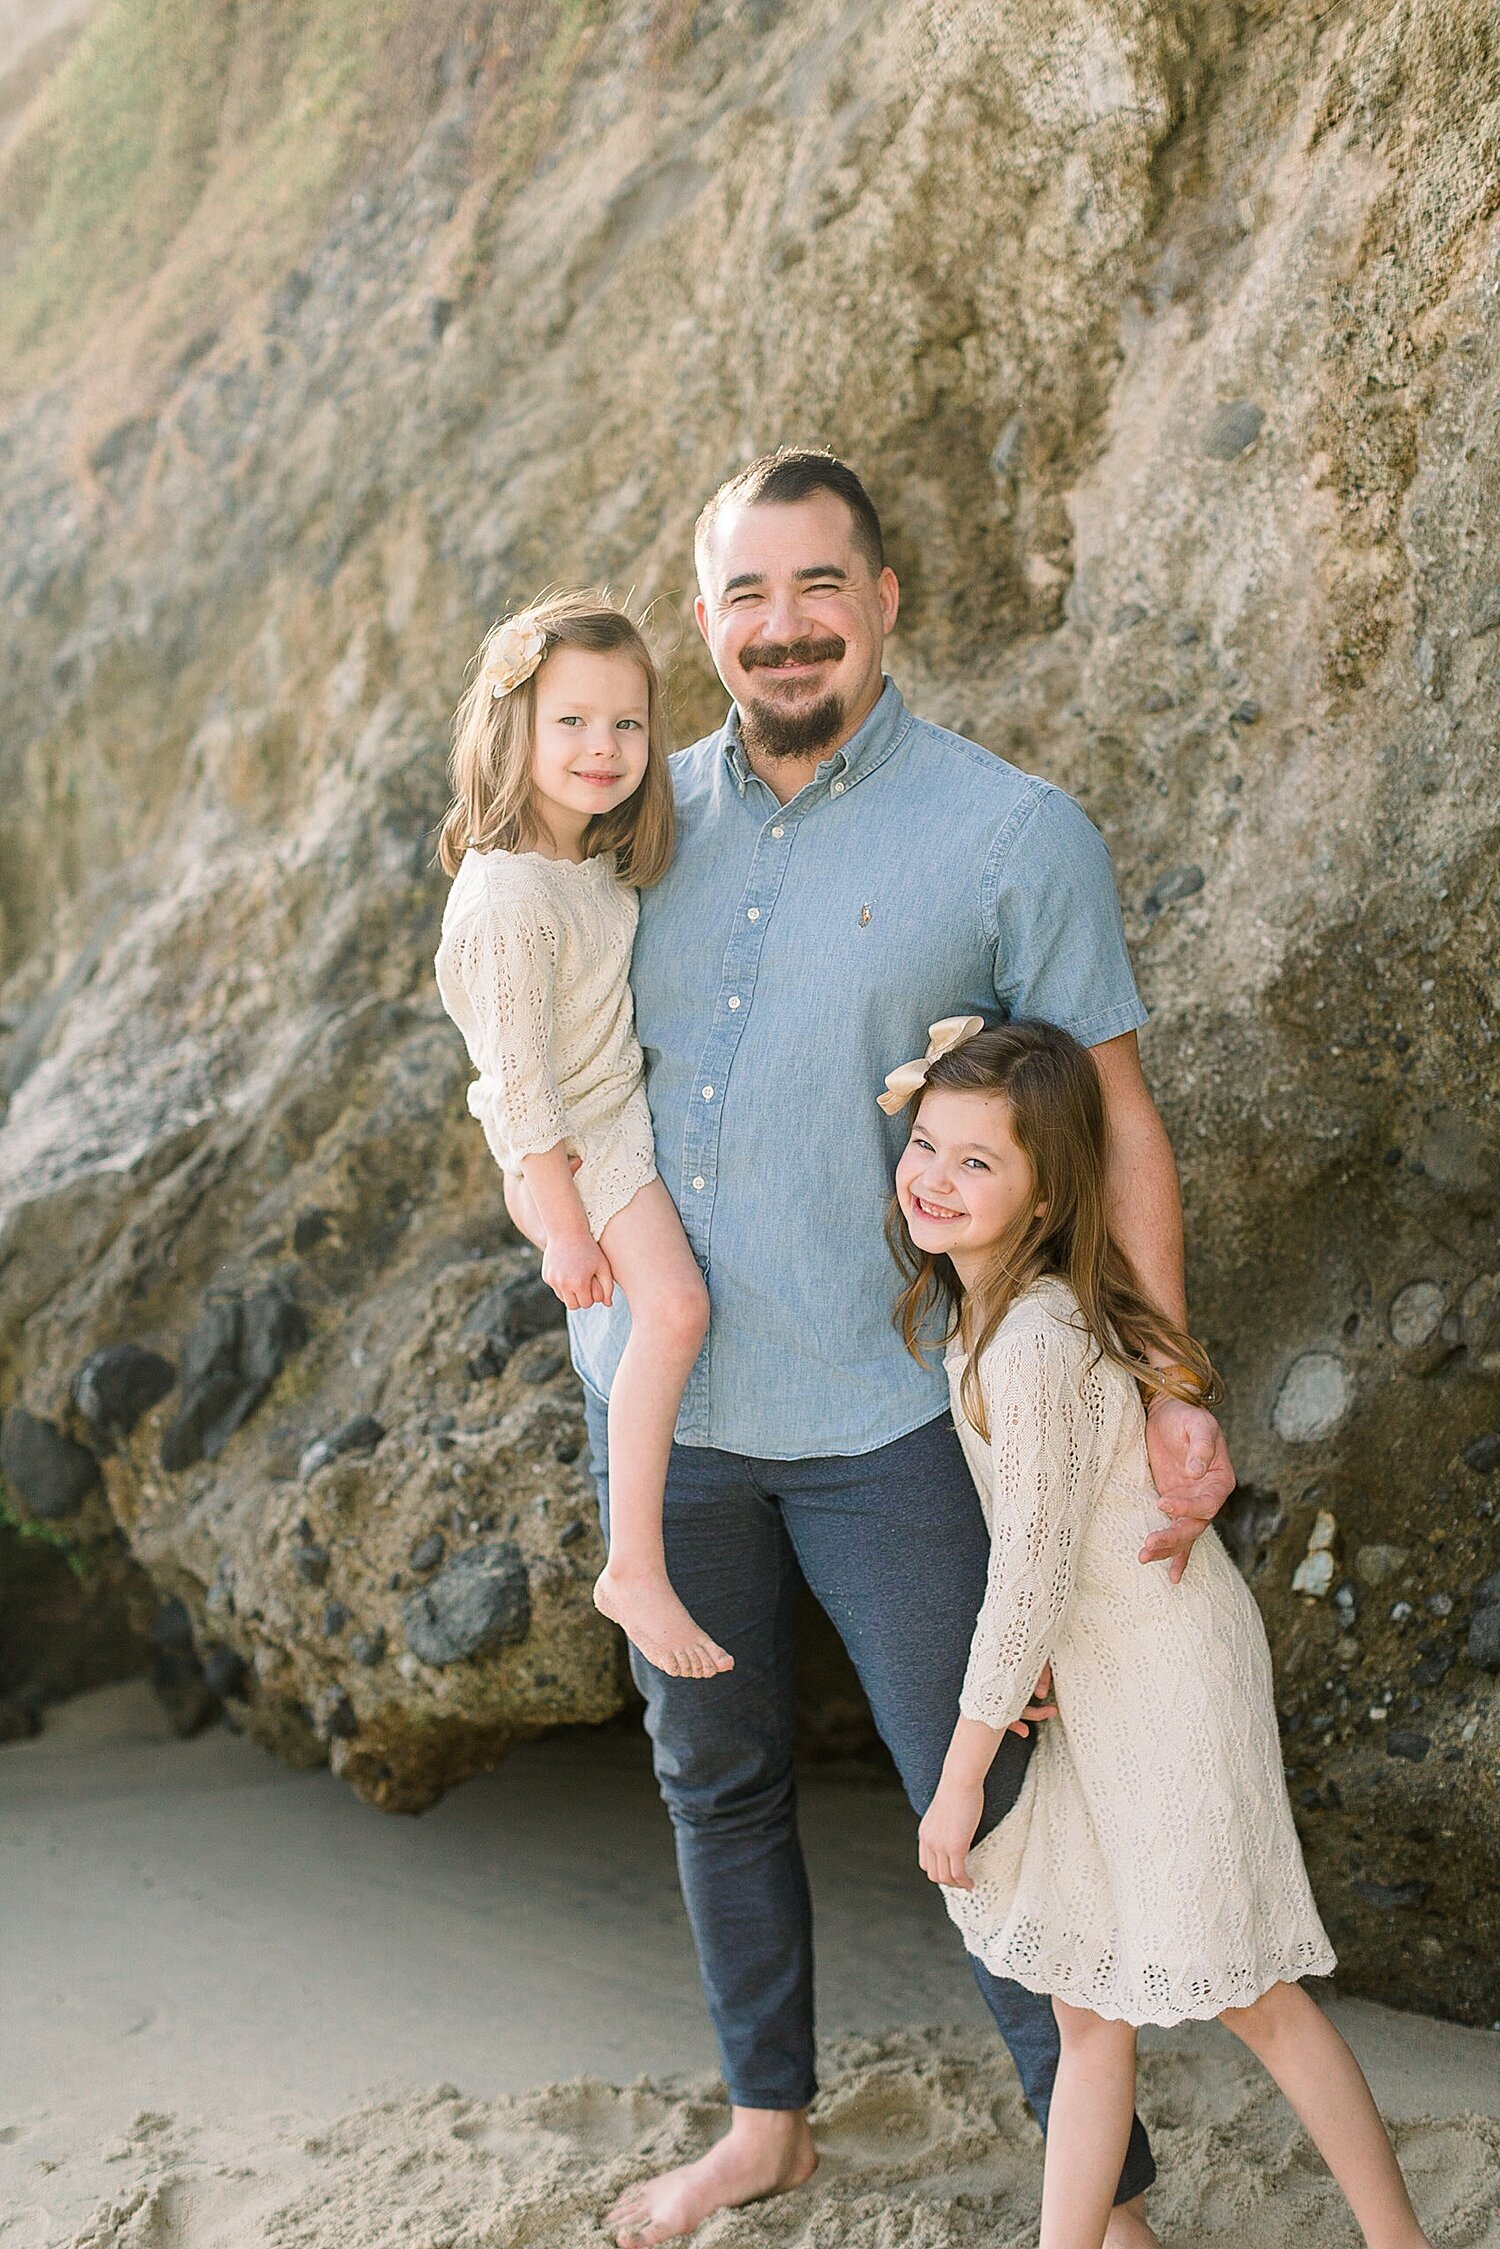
left=1091, top=1033, right=1188, bottom=1333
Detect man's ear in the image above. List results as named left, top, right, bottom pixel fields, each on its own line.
left=693, top=592, right=711, bottom=646
left=878, top=565, right=900, bottom=634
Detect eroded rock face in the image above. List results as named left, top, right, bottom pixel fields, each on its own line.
left=0, top=1, right=1495, bottom=2011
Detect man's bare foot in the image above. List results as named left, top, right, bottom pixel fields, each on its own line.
left=605, top=2107, right=817, bottom=2247
left=1104, top=2193, right=1161, bottom=2247
left=593, top=1565, right=734, bottom=1679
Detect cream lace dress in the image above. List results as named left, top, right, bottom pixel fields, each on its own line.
left=943, top=1276, right=1334, bottom=2026
left=434, top=847, right=657, bottom=1238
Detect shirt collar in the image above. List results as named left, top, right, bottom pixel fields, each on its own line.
left=719, top=676, right=911, bottom=798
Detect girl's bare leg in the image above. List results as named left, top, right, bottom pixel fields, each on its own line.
left=1220, top=1983, right=1430, bottom=2249
left=1040, top=2001, right=1140, bottom=2249
left=591, top=1179, right=727, bottom=1680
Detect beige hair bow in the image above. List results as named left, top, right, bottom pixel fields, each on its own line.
left=876, top=1015, right=986, bottom=1114
left=479, top=611, right=547, bottom=699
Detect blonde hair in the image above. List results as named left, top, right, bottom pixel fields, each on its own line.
left=436, top=592, right=675, bottom=885
left=886, top=1019, right=1222, bottom=1439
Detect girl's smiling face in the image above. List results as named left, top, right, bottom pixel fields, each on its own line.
left=529, top=645, right=651, bottom=853
left=895, top=1086, right=1043, bottom=1287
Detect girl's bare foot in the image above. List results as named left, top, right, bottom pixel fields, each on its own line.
left=1104, top=2196, right=1161, bottom=2247
left=606, top=2108, right=816, bottom=2246
left=593, top=1565, right=734, bottom=1679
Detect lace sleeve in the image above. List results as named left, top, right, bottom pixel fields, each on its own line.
left=959, top=1312, right=1106, bottom=1733
left=437, top=899, right=568, bottom=1166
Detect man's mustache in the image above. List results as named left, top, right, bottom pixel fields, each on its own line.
left=739, top=636, right=846, bottom=671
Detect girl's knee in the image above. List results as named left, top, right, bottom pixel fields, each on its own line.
left=1052, top=1997, right=1135, bottom=2052
left=1220, top=1980, right=1300, bottom=2048
left=642, top=1272, right=710, bottom=1356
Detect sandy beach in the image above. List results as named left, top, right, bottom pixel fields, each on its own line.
left=3, top=1683, right=1498, bottom=2248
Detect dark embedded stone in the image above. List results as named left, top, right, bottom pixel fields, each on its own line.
left=1230, top=697, right=1262, bottom=723
left=161, top=1284, right=307, bottom=1470
left=0, top=1408, right=101, bottom=1519
left=521, top=1348, right=566, bottom=1385
left=1298, top=1785, right=1321, bottom=1810
left=409, top=1531, right=446, bottom=1572
left=298, top=1414, right=385, bottom=1481
left=1472, top=1571, right=1500, bottom=1609
left=1412, top=1644, right=1455, bottom=1688
left=402, top=1543, right=531, bottom=1666
left=1141, top=686, right=1175, bottom=713
left=200, top=1643, right=248, bottom=1698
left=148, top=1598, right=195, bottom=1649
left=558, top=1516, right=587, bottom=1547
left=349, top=1628, right=387, bottom=1667
left=292, top=1209, right=332, bottom=1252
left=291, top=1541, right=330, bottom=1586
left=1460, top=1431, right=1500, bottom=1474
left=1353, top=1876, right=1431, bottom=1911
left=314, top=1688, right=358, bottom=1739
left=1109, top=601, right=1148, bottom=632
left=1468, top=1603, right=1500, bottom=1672
left=72, top=1345, right=176, bottom=1447
left=554, top=1439, right=581, bottom=1465
left=151, top=1646, right=218, bottom=1736
left=488, top=1274, right=567, bottom=1347
left=1385, top=1729, right=1430, bottom=1761
left=1203, top=399, right=1265, bottom=460
left=466, top=1337, right=512, bottom=1381
left=322, top=1600, right=350, bottom=1636
left=1144, top=864, right=1205, bottom=918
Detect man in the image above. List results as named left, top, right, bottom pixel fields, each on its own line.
left=525, top=450, right=1234, bottom=2248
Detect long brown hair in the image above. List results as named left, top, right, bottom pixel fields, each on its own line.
left=886, top=1019, right=1222, bottom=1438
left=435, top=591, right=675, bottom=885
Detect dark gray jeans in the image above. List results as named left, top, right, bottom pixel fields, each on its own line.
left=582, top=1390, right=1155, bottom=2204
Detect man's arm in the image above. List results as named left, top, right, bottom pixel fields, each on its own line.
left=1089, top=1030, right=1237, bottom=1580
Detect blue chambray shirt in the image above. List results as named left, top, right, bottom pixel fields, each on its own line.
left=568, top=677, right=1147, bottom=1459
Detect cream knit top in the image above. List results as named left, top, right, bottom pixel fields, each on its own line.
left=434, top=847, right=657, bottom=1238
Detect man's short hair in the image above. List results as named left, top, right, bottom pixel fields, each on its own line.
left=694, top=447, right=885, bottom=584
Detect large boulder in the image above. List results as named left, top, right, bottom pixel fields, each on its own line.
left=0, top=0, right=1493, bottom=2012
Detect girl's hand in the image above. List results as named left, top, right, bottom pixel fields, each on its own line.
left=542, top=1230, right=615, bottom=1310
left=918, top=1776, right=985, bottom=1892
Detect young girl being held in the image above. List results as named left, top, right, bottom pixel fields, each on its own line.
left=434, top=593, right=729, bottom=1680
left=884, top=1017, right=1431, bottom=2249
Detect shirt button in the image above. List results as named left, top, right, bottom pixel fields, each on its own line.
left=746, top=907, right=760, bottom=921
left=831, top=780, right=846, bottom=796
left=771, top=825, right=785, bottom=838
left=702, top=1086, right=714, bottom=1100
left=692, top=1176, right=705, bottom=1192
left=727, top=996, right=740, bottom=1010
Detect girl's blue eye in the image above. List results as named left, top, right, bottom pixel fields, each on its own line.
left=963, top=1157, right=990, bottom=1171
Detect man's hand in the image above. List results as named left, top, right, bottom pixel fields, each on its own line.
left=919, top=1774, right=985, bottom=1892
left=541, top=1229, right=615, bottom=1311
left=1142, top=1397, right=1236, bottom=1583
left=1007, top=1663, right=1058, bottom=1738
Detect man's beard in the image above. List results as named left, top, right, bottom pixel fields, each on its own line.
left=738, top=636, right=847, bottom=761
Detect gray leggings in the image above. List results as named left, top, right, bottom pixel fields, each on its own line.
left=583, top=1390, right=1155, bottom=2202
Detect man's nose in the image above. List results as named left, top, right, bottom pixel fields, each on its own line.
left=759, top=585, right=809, bottom=644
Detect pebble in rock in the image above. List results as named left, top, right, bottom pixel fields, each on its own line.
left=161, top=1283, right=307, bottom=1471
left=557, top=1516, right=587, bottom=1548
left=148, top=1598, right=195, bottom=1649
left=0, top=1408, right=101, bottom=1518
left=1385, top=1730, right=1430, bottom=1761
left=1461, top=1431, right=1500, bottom=1475
left=1144, top=864, right=1205, bottom=918
left=1355, top=1543, right=1408, bottom=1586
left=1353, top=1876, right=1432, bottom=1911
left=1203, top=399, right=1265, bottom=460
left=1230, top=697, right=1262, bottom=723
left=291, top=1541, right=330, bottom=1586
left=349, top=1628, right=387, bottom=1667
left=292, top=1209, right=331, bottom=1252
left=1468, top=1603, right=1500, bottom=1673
left=409, top=1531, right=446, bottom=1572
left=298, top=1414, right=385, bottom=1482
left=314, top=1689, right=359, bottom=1739
left=322, top=1600, right=350, bottom=1636
left=522, top=1348, right=566, bottom=1386
left=200, top=1644, right=248, bottom=1698
left=402, top=1543, right=532, bottom=1666
left=72, top=1345, right=176, bottom=1448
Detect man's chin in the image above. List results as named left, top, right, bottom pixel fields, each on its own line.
left=740, top=687, right=847, bottom=761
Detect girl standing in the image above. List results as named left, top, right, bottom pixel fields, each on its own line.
left=882, top=1016, right=1430, bottom=2249
left=435, top=593, right=728, bottom=1680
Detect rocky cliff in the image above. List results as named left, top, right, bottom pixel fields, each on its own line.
left=0, top=0, right=1495, bottom=2020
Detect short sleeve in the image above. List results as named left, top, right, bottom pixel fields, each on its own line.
left=984, top=785, right=1147, bottom=1048
left=435, top=900, right=568, bottom=1168
left=959, top=1311, right=1108, bottom=1732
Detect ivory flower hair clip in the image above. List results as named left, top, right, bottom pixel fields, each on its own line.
left=480, top=612, right=548, bottom=698
left=876, top=1015, right=986, bottom=1114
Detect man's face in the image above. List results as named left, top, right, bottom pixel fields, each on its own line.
left=695, top=492, right=900, bottom=761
